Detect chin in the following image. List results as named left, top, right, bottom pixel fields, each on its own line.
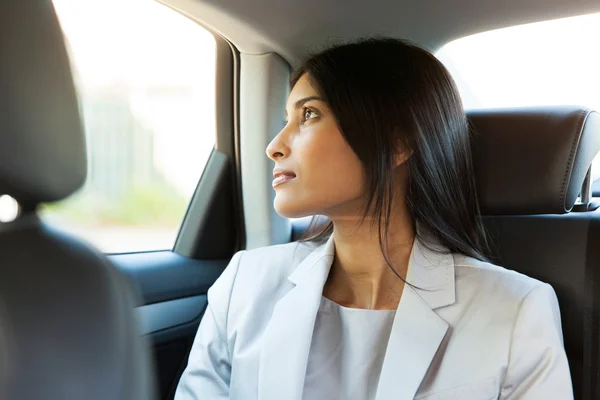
left=273, top=195, right=314, bottom=219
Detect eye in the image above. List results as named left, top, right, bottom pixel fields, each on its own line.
left=301, top=107, right=318, bottom=124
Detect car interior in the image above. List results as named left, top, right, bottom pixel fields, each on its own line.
left=1, top=0, right=600, bottom=399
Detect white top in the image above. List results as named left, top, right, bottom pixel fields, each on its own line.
left=302, top=296, right=396, bottom=400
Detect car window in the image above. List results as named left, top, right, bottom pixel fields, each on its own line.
left=436, top=12, right=600, bottom=190
left=40, top=0, right=216, bottom=253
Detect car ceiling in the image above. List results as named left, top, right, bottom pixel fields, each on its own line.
left=162, top=0, right=600, bottom=67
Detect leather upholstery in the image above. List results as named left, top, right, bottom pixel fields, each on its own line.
left=470, top=106, right=600, bottom=215
left=0, top=1, right=156, bottom=399
left=0, top=0, right=87, bottom=207
left=0, top=218, right=156, bottom=400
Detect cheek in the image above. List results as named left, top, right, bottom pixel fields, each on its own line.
left=307, top=150, right=364, bottom=196
left=273, top=126, right=366, bottom=218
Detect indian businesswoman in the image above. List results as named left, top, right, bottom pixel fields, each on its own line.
left=175, top=38, right=572, bottom=400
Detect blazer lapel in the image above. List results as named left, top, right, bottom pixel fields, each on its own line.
left=258, top=232, right=456, bottom=400
left=257, top=236, right=335, bottom=400
left=376, top=237, right=456, bottom=400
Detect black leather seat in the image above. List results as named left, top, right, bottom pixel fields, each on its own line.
left=0, top=1, right=156, bottom=399
left=470, top=106, right=600, bottom=400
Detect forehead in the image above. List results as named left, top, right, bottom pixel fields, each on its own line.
left=287, top=74, right=318, bottom=105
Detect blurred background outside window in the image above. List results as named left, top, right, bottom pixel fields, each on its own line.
left=37, top=0, right=217, bottom=253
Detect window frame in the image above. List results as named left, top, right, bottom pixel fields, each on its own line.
left=164, top=9, right=244, bottom=258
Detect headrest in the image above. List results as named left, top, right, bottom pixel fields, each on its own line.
left=0, top=1, right=87, bottom=207
left=469, top=106, right=600, bottom=215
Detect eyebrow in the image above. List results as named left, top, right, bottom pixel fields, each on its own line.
left=294, top=96, right=322, bottom=109
left=285, top=96, right=323, bottom=116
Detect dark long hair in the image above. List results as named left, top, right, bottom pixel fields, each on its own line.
left=294, top=37, right=489, bottom=263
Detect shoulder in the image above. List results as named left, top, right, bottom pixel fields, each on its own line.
left=439, top=254, right=563, bottom=356
left=237, top=240, right=319, bottom=280
left=450, top=257, right=568, bottom=396
left=206, top=240, right=321, bottom=324
left=451, top=254, right=557, bottom=312
left=453, top=253, right=551, bottom=294
left=209, top=240, right=320, bottom=306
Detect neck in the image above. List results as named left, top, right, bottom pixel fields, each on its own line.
left=324, top=206, right=415, bottom=310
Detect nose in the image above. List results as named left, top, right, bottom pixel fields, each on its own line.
left=266, top=130, right=289, bottom=161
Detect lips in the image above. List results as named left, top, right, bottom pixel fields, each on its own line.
left=272, top=170, right=296, bottom=188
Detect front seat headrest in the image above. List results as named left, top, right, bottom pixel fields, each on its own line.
left=469, top=106, right=600, bottom=215
left=0, top=0, right=87, bottom=208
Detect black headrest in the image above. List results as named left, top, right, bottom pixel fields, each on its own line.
left=0, top=0, right=87, bottom=207
left=470, top=106, right=600, bottom=215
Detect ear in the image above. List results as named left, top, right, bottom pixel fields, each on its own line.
left=394, top=147, right=413, bottom=167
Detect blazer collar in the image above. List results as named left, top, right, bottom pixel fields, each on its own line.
left=258, top=236, right=335, bottom=400
left=288, top=231, right=455, bottom=309
left=258, top=232, right=455, bottom=400
left=287, top=234, right=336, bottom=285
left=406, top=234, right=456, bottom=310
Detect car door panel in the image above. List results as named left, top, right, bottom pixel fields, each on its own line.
left=112, top=252, right=230, bottom=399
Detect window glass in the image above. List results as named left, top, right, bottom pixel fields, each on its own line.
left=43, top=0, right=216, bottom=253
left=436, top=12, right=600, bottom=193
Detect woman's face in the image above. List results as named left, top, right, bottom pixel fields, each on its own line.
left=266, top=74, right=366, bottom=219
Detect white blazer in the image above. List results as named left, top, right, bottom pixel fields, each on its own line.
left=175, top=234, right=573, bottom=400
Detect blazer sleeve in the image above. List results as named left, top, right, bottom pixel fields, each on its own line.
left=500, top=283, right=574, bottom=399
left=174, top=251, right=243, bottom=400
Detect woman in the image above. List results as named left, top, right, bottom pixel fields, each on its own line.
left=175, top=38, right=572, bottom=399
